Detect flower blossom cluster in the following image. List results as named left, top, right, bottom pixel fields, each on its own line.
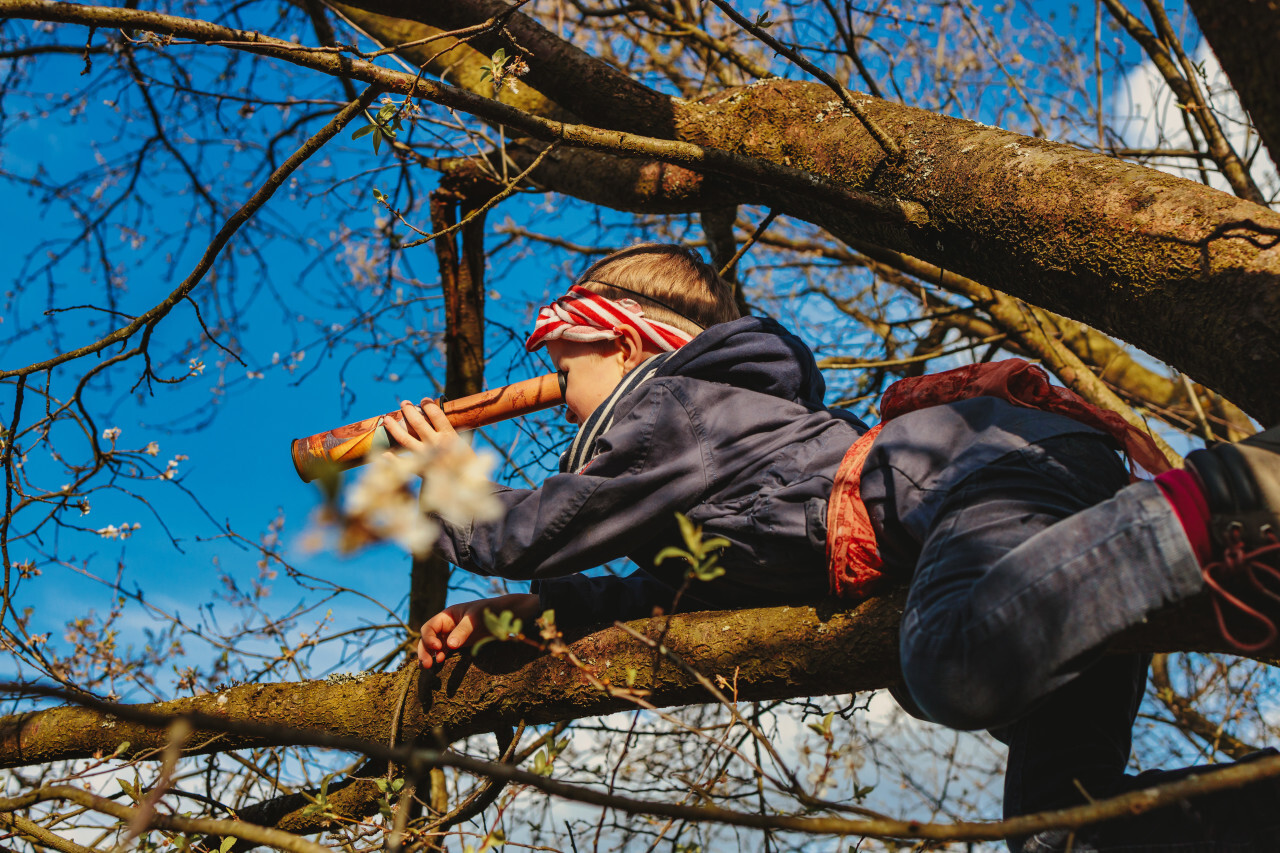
left=97, top=522, right=141, bottom=539
left=161, top=454, right=188, bottom=480
left=324, top=441, right=500, bottom=558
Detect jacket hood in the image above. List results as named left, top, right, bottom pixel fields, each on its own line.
left=656, top=316, right=827, bottom=407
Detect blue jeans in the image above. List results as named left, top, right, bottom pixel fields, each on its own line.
left=863, top=418, right=1280, bottom=851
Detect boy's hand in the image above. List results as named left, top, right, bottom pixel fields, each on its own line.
left=417, top=593, right=541, bottom=669
left=383, top=397, right=459, bottom=454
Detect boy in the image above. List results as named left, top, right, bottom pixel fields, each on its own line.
left=384, top=243, right=1280, bottom=851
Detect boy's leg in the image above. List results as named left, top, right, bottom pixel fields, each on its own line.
left=870, top=411, right=1280, bottom=727
left=1000, top=653, right=1148, bottom=821
left=1005, top=654, right=1280, bottom=852
left=865, top=422, right=1280, bottom=849
left=892, top=432, right=1199, bottom=728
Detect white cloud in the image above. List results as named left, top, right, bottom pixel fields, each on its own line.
left=1114, top=41, right=1278, bottom=198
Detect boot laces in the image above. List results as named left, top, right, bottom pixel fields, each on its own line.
left=1201, top=525, right=1280, bottom=653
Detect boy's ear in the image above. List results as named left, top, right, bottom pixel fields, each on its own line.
left=616, top=324, right=655, bottom=371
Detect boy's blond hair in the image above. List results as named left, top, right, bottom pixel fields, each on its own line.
left=575, top=244, right=740, bottom=337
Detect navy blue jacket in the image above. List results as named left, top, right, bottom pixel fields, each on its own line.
left=434, top=317, right=868, bottom=625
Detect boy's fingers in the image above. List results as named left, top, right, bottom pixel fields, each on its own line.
left=420, top=612, right=458, bottom=651
left=399, top=400, right=432, bottom=436
left=382, top=411, right=424, bottom=453
left=446, top=611, right=478, bottom=649
left=422, top=635, right=442, bottom=666
left=419, top=399, right=459, bottom=436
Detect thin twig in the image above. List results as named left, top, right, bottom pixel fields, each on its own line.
left=1, top=85, right=380, bottom=380
left=718, top=210, right=778, bottom=277
left=398, top=143, right=558, bottom=249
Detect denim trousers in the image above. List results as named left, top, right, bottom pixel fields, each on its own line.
left=864, top=421, right=1280, bottom=852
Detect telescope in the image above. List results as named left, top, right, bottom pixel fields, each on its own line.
left=290, top=372, right=565, bottom=482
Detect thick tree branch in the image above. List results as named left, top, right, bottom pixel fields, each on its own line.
left=334, top=0, right=674, bottom=136
left=326, top=1, right=564, bottom=119
left=0, top=591, right=1266, bottom=772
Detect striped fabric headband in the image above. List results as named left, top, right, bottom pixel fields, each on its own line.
left=524, top=284, right=695, bottom=353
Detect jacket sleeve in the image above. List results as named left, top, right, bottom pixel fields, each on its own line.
left=533, top=570, right=683, bottom=626
left=433, top=382, right=711, bottom=581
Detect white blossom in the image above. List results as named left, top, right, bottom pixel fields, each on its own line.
left=97, top=522, right=141, bottom=540
left=161, top=455, right=187, bottom=479
left=317, top=441, right=499, bottom=559
left=419, top=442, right=501, bottom=526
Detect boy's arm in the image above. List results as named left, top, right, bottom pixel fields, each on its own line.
left=534, top=568, right=703, bottom=627
left=435, top=382, right=710, bottom=581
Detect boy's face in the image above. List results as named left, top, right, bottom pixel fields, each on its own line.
left=545, top=338, right=627, bottom=425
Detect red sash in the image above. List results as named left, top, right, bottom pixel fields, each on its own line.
left=826, top=359, right=1171, bottom=598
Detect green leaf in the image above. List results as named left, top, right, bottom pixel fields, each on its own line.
left=653, top=546, right=692, bottom=566
left=219, top=837, right=236, bottom=853
left=372, top=129, right=382, bottom=154
left=700, top=536, right=731, bottom=553
left=483, top=607, right=503, bottom=637
left=690, top=563, right=725, bottom=582
left=351, top=123, right=374, bottom=140
left=482, top=608, right=521, bottom=641
left=755, top=10, right=774, bottom=28
left=112, top=740, right=131, bottom=757
left=490, top=47, right=507, bottom=65
left=675, top=511, right=698, bottom=552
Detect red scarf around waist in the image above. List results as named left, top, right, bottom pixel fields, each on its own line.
left=826, top=359, right=1171, bottom=598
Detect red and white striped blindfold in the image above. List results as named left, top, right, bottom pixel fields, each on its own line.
left=524, top=284, right=695, bottom=353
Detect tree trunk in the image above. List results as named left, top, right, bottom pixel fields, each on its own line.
left=1188, top=0, right=1280, bottom=175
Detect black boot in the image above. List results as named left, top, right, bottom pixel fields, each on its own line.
left=1185, top=426, right=1280, bottom=651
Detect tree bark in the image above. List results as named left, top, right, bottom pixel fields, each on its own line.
left=0, top=591, right=1263, bottom=772
left=337, top=0, right=674, bottom=136
left=1188, top=0, right=1280, bottom=176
